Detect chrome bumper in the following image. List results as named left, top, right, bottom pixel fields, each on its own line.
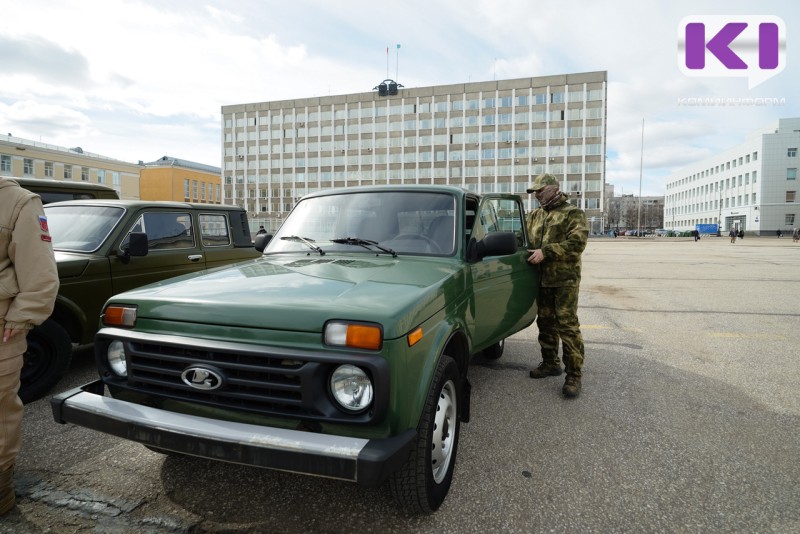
left=51, top=380, right=415, bottom=487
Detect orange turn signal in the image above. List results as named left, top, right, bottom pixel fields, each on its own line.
left=346, top=324, right=383, bottom=350
left=407, top=327, right=423, bottom=347
left=103, top=305, right=137, bottom=327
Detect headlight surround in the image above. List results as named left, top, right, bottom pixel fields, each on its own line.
left=107, top=340, right=127, bottom=377
left=324, top=321, right=383, bottom=350
left=330, top=364, right=373, bottom=412
left=103, top=305, right=137, bottom=328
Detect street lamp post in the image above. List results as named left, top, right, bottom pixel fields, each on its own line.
left=717, top=184, right=723, bottom=236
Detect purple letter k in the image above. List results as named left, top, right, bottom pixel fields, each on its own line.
left=686, top=22, right=748, bottom=69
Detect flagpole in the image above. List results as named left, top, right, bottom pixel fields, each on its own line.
left=396, top=44, right=400, bottom=80
left=637, top=118, right=644, bottom=236
left=386, top=46, right=389, bottom=79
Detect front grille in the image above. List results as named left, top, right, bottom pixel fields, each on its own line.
left=128, top=341, right=307, bottom=415
left=105, top=334, right=387, bottom=423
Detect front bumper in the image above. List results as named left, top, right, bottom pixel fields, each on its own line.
left=51, top=380, right=416, bottom=487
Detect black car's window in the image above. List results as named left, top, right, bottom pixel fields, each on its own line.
left=200, top=214, right=231, bottom=246
left=123, top=212, right=194, bottom=250
left=44, top=205, right=125, bottom=252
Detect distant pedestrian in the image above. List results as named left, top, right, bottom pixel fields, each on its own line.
left=738, top=229, right=744, bottom=240
left=256, top=225, right=267, bottom=235
left=729, top=227, right=737, bottom=244
left=777, top=229, right=783, bottom=238
left=793, top=227, right=799, bottom=243
left=693, top=229, right=700, bottom=242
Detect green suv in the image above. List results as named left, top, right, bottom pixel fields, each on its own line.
left=52, top=186, right=538, bottom=514
left=23, top=200, right=261, bottom=402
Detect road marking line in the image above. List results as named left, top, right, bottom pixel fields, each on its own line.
left=709, top=332, right=787, bottom=340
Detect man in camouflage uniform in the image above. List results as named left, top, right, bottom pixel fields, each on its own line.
left=525, top=173, right=588, bottom=397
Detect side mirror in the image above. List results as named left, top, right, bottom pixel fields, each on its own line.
left=467, top=232, right=518, bottom=262
left=117, top=232, right=148, bottom=263
left=254, top=233, right=272, bottom=252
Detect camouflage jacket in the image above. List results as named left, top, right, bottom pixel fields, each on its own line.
left=525, top=193, right=588, bottom=287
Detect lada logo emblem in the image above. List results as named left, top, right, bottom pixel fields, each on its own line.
left=181, top=366, right=224, bottom=390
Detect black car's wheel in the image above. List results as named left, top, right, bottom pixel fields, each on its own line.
left=481, top=338, right=505, bottom=360
left=390, top=355, right=460, bottom=514
left=20, top=319, right=72, bottom=404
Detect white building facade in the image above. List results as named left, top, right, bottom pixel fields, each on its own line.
left=664, top=117, right=800, bottom=236
left=221, top=71, right=607, bottom=231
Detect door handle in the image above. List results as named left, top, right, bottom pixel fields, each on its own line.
left=187, top=254, right=203, bottom=262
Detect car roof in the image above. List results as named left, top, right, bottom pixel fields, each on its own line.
left=44, top=199, right=246, bottom=212
left=11, top=177, right=117, bottom=192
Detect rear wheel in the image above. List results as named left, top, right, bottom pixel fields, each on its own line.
left=481, top=338, right=505, bottom=360
left=390, top=355, right=460, bottom=514
left=20, top=319, right=72, bottom=404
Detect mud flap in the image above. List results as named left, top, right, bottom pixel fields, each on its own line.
left=460, top=377, right=471, bottom=423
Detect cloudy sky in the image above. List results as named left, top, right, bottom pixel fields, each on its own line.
left=1, top=0, right=798, bottom=195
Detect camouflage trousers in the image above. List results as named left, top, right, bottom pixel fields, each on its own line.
left=536, top=285, right=584, bottom=377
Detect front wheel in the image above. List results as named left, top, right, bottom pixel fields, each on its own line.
left=20, top=319, right=72, bottom=404
left=389, top=355, right=460, bottom=514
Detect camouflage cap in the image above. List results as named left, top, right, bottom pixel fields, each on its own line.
left=526, top=173, right=560, bottom=193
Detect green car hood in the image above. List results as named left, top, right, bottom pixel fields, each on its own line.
left=114, top=254, right=462, bottom=339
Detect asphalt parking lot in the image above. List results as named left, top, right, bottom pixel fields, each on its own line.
left=4, top=236, right=799, bottom=533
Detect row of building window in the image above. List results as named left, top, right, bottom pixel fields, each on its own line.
left=228, top=123, right=605, bottom=143
left=667, top=172, right=759, bottom=202
left=668, top=151, right=759, bottom=189
left=673, top=191, right=797, bottom=215
left=226, top=162, right=602, bottom=181
left=232, top=109, right=605, bottom=134
left=183, top=179, right=222, bottom=203
left=673, top=214, right=796, bottom=227
left=1, top=155, right=120, bottom=186
left=228, top=90, right=606, bottom=127
left=231, top=141, right=604, bottom=158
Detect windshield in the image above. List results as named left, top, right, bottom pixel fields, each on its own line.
left=266, top=191, right=457, bottom=256
left=45, top=205, right=125, bottom=252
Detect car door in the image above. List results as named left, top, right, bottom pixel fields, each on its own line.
left=469, top=195, right=538, bottom=350
left=109, top=208, right=206, bottom=294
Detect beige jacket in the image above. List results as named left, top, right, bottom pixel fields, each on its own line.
left=0, top=178, right=59, bottom=346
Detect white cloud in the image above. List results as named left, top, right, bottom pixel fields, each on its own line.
left=1, top=0, right=798, bottom=195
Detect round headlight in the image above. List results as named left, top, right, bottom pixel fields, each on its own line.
left=107, top=340, right=127, bottom=377
left=330, top=364, right=373, bottom=412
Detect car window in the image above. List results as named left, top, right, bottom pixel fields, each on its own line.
left=200, top=214, right=232, bottom=246
left=473, top=198, right=525, bottom=246
left=267, top=191, right=457, bottom=256
left=44, top=205, right=125, bottom=252
left=123, top=212, right=195, bottom=250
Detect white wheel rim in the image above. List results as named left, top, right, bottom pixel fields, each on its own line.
left=431, top=378, right=457, bottom=484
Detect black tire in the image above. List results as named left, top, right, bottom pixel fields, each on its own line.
left=389, top=355, right=460, bottom=515
left=481, top=338, right=505, bottom=360
left=20, top=319, right=72, bottom=404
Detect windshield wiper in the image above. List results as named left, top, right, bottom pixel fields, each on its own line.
left=331, top=237, right=397, bottom=257
left=280, top=235, right=325, bottom=255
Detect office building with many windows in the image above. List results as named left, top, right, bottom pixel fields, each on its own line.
left=221, top=71, right=607, bottom=231
left=664, top=117, right=800, bottom=235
